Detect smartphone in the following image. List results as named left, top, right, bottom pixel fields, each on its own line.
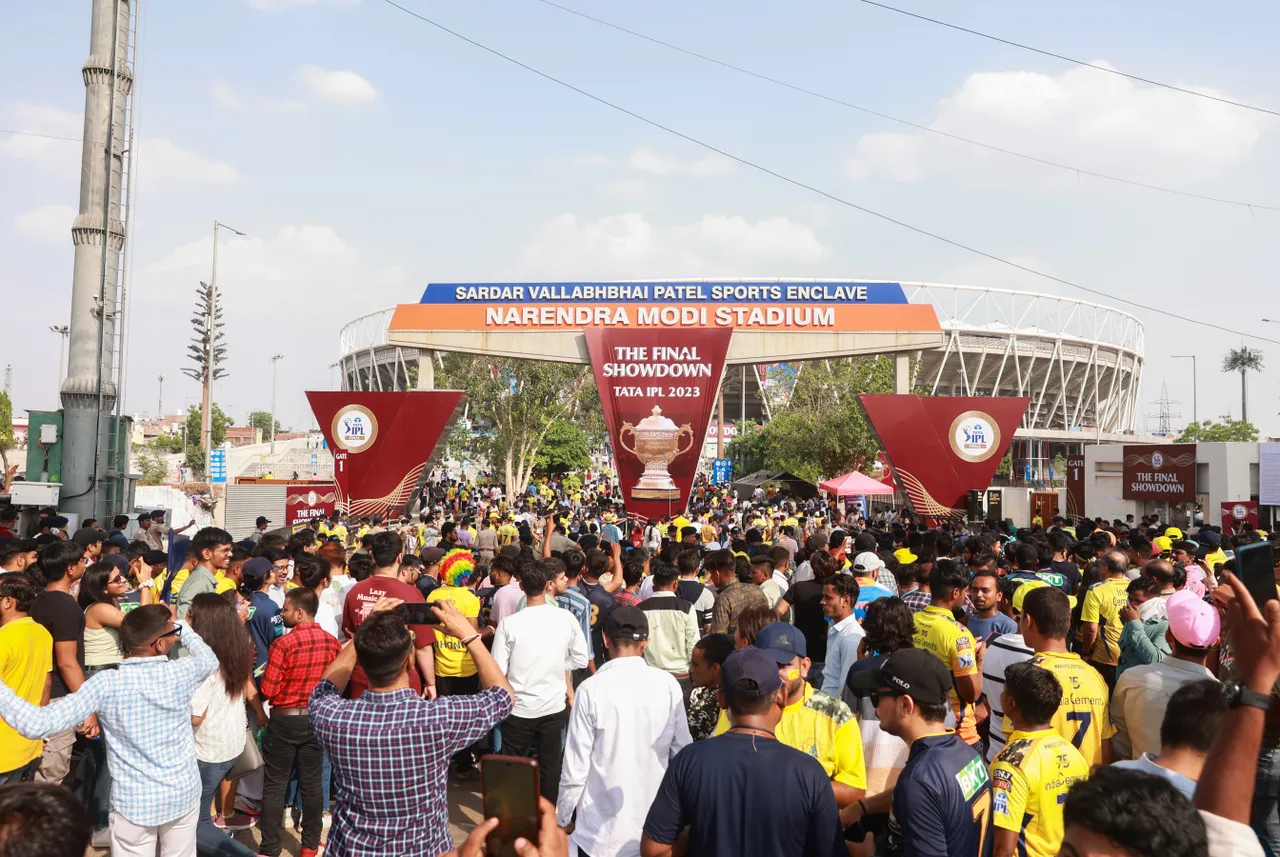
left=394, top=602, right=441, bottom=625
left=1237, top=541, right=1278, bottom=608
left=481, top=755, right=540, bottom=857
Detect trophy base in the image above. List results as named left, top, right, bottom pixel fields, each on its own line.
left=632, top=486, right=681, bottom=500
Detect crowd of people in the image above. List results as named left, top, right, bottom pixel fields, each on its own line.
left=0, top=482, right=1278, bottom=857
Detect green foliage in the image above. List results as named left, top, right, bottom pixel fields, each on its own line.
left=726, top=357, right=895, bottom=484
left=996, top=450, right=1012, bottom=478
left=561, top=471, right=584, bottom=495
left=437, top=354, right=596, bottom=501
left=1222, top=346, right=1264, bottom=374
left=247, top=411, right=281, bottom=440
left=1176, top=418, right=1259, bottom=443
left=1051, top=453, right=1067, bottom=481
left=185, top=403, right=231, bottom=449
left=148, top=434, right=184, bottom=454
left=138, top=452, right=169, bottom=485
left=184, top=446, right=206, bottom=478
left=0, top=392, right=14, bottom=491
left=535, top=420, right=593, bottom=475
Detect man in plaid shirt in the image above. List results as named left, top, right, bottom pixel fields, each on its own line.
left=310, top=597, right=514, bottom=857
left=260, top=588, right=341, bottom=857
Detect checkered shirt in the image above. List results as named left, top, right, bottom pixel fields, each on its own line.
left=261, top=621, right=340, bottom=709
left=310, top=680, right=513, bottom=857
left=0, top=621, right=218, bottom=826
left=900, top=589, right=977, bottom=616
left=613, top=589, right=642, bottom=608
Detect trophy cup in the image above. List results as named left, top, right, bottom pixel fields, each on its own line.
left=619, top=405, right=695, bottom=500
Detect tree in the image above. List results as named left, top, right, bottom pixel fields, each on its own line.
left=726, top=356, right=895, bottom=484
left=183, top=281, right=228, bottom=460
left=437, top=354, right=596, bottom=503
left=184, top=446, right=206, bottom=479
left=247, top=411, right=282, bottom=441
left=1222, top=346, right=1264, bottom=425
left=534, top=420, right=593, bottom=475
left=185, top=403, right=230, bottom=449
left=138, top=452, right=168, bottom=485
left=0, top=392, right=14, bottom=492
left=1176, top=418, right=1259, bottom=443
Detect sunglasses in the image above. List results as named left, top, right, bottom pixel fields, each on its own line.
left=108, top=575, right=125, bottom=585
left=869, top=689, right=904, bottom=707
left=153, top=626, right=182, bottom=645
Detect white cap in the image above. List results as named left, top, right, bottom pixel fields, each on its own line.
left=853, top=551, right=886, bottom=573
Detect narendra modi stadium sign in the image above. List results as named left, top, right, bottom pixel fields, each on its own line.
left=388, top=281, right=942, bottom=332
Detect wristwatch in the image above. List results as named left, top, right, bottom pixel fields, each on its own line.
left=1222, top=681, right=1274, bottom=712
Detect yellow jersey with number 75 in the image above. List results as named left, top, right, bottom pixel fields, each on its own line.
left=1002, top=651, right=1114, bottom=767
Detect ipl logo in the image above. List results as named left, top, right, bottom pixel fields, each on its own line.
left=949, top=411, right=1001, bottom=463
left=331, top=405, right=379, bottom=453
left=1152, top=451, right=1165, bottom=469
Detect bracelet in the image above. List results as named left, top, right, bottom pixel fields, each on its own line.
left=459, top=633, right=482, bottom=647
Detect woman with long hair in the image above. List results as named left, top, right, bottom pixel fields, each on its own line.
left=78, top=560, right=129, bottom=672
left=188, top=592, right=265, bottom=854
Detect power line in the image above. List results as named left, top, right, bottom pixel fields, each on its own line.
left=0, top=128, right=81, bottom=142
left=532, top=0, right=1280, bottom=214
left=373, top=0, right=1280, bottom=346
left=854, top=0, right=1280, bottom=119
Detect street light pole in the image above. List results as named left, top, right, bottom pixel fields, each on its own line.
left=49, top=326, right=69, bottom=388
left=157, top=373, right=164, bottom=419
left=1172, top=355, right=1197, bottom=425
left=204, top=220, right=246, bottom=480
left=269, top=354, right=284, bottom=454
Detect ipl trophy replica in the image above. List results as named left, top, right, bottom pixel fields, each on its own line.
left=619, top=406, right=695, bottom=500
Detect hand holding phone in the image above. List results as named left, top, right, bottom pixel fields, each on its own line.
left=395, top=602, right=442, bottom=625
left=480, top=755, right=542, bottom=857
left=1237, top=541, right=1278, bottom=609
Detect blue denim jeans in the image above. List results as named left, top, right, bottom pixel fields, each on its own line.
left=196, top=759, right=257, bottom=857
left=0, top=758, right=39, bottom=784
left=1253, top=745, right=1280, bottom=856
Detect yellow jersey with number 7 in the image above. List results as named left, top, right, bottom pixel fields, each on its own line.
left=1002, top=651, right=1114, bottom=767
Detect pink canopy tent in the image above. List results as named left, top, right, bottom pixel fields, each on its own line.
left=819, top=470, right=895, bottom=497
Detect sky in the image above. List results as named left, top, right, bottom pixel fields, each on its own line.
left=3, top=0, right=1280, bottom=436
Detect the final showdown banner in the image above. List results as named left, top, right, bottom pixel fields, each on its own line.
left=585, top=326, right=733, bottom=521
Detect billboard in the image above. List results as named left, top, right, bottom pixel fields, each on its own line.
left=1122, top=444, right=1196, bottom=502
left=1065, top=456, right=1086, bottom=518
left=305, top=391, right=466, bottom=519
left=285, top=484, right=337, bottom=527
left=584, top=326, right=732, bottom=520
left=859, top=395, right=1031, bottom=519
left=389, top=281, right=941, bottom=333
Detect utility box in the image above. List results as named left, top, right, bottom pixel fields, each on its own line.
left=25, top=410, right=63, bottom=482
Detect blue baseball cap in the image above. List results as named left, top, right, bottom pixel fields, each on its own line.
left=720, top=647, right=783, bottom=701
left=752, top=622, right=807, bottom=663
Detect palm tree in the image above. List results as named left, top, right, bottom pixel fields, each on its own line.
left=1222, top=346, right=1264, bottom=425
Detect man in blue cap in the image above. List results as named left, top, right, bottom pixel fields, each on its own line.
left=642, top=646, right=845, bottom=857
left=712, top=621, right=867, bottom=810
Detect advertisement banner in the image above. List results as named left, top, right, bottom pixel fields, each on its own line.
left=1122, top=444, right=1196, bottom=502
left=305, top=391, right=466, bottom=519
left=584, top=326, right=733, bottom=520
left=858, top=395, right=1031, bottom=519
left=285, top=484, right=338, bottom=527
left=389, top=281, right=942, bottom=333
left=1066, top=456, right=1086, bottom=518
left=1260, top=443, right=1280, bottom=505
left=1222, top=500, right=1259, bottom=534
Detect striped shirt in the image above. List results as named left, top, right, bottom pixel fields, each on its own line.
left=981, top=632, right=1034, bottom=763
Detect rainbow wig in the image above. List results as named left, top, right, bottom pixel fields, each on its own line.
left=440, top=549, right=476, bottom=587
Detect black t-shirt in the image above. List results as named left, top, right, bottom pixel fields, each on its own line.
left=643, top=732, right=845, bottom=857
left=1049, top=559, right=1083, bottom=595
left=30, top=590, right=84, bottom=698
left=780, top=580, right=828, bottom=662
left=577, top=579, right=615, bottom=663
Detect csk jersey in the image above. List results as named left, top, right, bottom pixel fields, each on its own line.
left=1080, top=577, right=1129, bottom=666
left=1002, top=652, right=1114, bottom=767
left=990, top=728, right=1090, bottom=857
left=913, top=605, right=979, bottom=744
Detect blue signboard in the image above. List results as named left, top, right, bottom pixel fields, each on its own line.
left=712, top=459, right=734, bottom=485
left=419, top=281, right=909, bottom=305
left=209, top=448, right=227, bottom=484
left=310, top=453, right=319, bottom=466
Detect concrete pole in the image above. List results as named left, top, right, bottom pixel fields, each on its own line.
left=61, top=0, right=131, bottom=520
left=269, top=354, right=283, bottom=454
left=157, top=373, right=163, bottom=419
left=416, top=350, right=435, bottom=390
left=716, top=385, right=725, bottom=460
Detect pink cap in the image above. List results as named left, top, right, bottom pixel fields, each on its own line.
left=1167, top=590, right=1220, bottom=649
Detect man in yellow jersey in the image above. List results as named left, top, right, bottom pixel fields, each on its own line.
left=425, top=550, right=483, bottom=777
left=990, top=661, right=1090, bottom=857
left=713, top=622, right=866, bottom=809
left=0, top=575, right=53, bottom=783
left=1015, top=586, right=1113, bottom=767
left=912, top=559, right=982, bottom=745
left=1080, top=550, right=1131, bottom=688
left=672, top=512, right=691, bottom=534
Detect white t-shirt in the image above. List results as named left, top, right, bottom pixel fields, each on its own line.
left=191, top=672, right=247, bottom=764
left=492, top=603, right=590, bottom=719
left=982, top=632, right=1034, bottom=763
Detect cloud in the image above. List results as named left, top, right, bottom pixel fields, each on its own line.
left=138, top=138, right=241, bottom=188
left=211, top=82, right=305, bottom=115
left=846, top=63, right=1264, bottom=186
left=518, top=212, right=825, bottom=277
left=296, top=66, right=379, bottom=104
left=14, top=204, right=76, bottom=245
left=574, top=147, right=733, bottom=178
left=0, top=103, right=82, bottom=174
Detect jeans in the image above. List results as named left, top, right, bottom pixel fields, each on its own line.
left=196, top=759, right=257, bottom=857
left=285, top=751, right=331, bottom=814
left=501, top=709, right=568, bottom=802
left=437, top=674, right=482, bottom=773
left=0, top=758, right=39, bottom=784
left=1253, top=745, right=1280, bottom=854
left=260, top=714, right=325, bottom=855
